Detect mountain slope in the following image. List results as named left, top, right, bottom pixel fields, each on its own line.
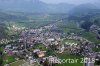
left=0, top=11, right=27, bottom=22
left=67, top=4, right=100, bottom=31
left=0, top=0, right=74, bottom=13
left=69, top=3, right=100, bottom=15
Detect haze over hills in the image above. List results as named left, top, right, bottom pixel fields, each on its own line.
left=0, top=11, right=28, bottom=22
left=69, top=3, right=100, bottom=15
left=0, top=0, right=100, bottom=23
left=0, top=0, right=75, bottom=13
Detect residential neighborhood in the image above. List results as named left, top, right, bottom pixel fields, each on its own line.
left=0, top=23, right=99, bottom=66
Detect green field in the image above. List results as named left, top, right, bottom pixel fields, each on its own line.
left=9, top=60, right=25, bottom=66
left=81, top=32, right=100, bottom=44
left=3, top=55, right=15, bottom=65
left=0, top=47, right=3, bottom=52
left=93, top=48, right=100, bottom=52
left=33, top=43, right=47, bottom=51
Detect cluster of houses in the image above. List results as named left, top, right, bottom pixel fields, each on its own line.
left=90, top=24, right=100, bottom=39
left=3, top=23, right=100, bottom=66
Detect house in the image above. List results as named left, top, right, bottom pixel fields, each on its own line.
left=33, top=49, right=40, bottom=53
left=5, top=45, right=11, bottom=49
left=4, top=49, right=14, bottom=56
left=57, top=45, right=65, bottom=53
left=36, top=51, right=45, bottom=58
left=47, top=38, right=55, bottom=42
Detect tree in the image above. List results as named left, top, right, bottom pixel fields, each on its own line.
left=81, top=21, right=93, bottom=31
left=0, top=23, right=8, bottom=39
left=0, top=58, right=3, bottom=66
left=43, top=59, right=50, bottom=66
left=0, top=48, right=3, bottom=66
left=94, top=19, right=100, bottom=26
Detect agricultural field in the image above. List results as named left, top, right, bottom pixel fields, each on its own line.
left=9, top=60, right=25, bottom=66
left=3, top=55, right=15, bottom=65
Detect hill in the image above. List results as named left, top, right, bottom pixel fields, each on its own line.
left=0, top=11, right=27, bottom=22
left=69, top=3, right=100, bottom=15
left=0, top=0, right=75, bottom=13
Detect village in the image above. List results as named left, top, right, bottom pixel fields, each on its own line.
left=2, top=23, right=100, bottom=66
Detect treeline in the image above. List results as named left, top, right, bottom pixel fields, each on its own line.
left=68, top=12, right=100, bottom=31
left=0, top=11, right=28, bottom=22
left=0, top=23, right=8, bottom=40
